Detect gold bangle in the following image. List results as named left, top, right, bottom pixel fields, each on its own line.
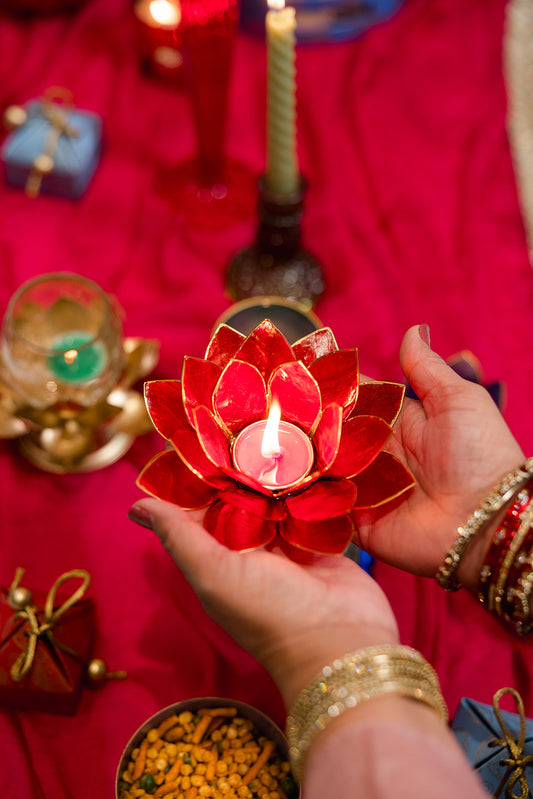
left=436, top=458, right=533, bottom=592
left=285, top=644, right=448, bottom=782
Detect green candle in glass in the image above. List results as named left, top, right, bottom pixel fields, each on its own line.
left=48, top=331, right=108, bottom=384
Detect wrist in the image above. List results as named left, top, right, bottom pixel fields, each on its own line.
left=264, top=623, right=400, bottom=709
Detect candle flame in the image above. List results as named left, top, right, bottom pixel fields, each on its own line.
left=64, top=348, right=78, bottom=365
left=261, top=400, right=282, bottom=458
left=149, top=0, right=181, bottom=26
left=267, top=0, right=285, bottom=10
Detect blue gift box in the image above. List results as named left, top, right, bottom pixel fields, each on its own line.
left=1, top=100, right=102, bottom=199
left=452, top=692, right=533, bottom=798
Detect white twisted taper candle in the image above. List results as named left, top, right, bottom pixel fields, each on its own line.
left=265, top=0, right=299, bottom=195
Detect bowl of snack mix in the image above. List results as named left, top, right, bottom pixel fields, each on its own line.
left=116, top=697, right=300, bottom=799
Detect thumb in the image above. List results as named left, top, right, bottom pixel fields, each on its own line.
left=128, top=498, right=229, bottom=587
left=400, top=324, right=468, bottom=413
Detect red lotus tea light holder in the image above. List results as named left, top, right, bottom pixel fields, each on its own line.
left=138, top=320, right=415, bottom=556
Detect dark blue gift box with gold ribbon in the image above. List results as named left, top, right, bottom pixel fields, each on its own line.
left=452, top=689, right=533, bottom=798
left=1, top=89, right=102, bottom=199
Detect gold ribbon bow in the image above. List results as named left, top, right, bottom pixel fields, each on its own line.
left=26, top=86, right=79, bottom=198
left=491, top=687, right=533, bottom=799
left=9, top=567, right=91, bottom=682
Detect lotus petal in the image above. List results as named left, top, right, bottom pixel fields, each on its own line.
left=204, top=500, right=277, bottom=551
left=137, top=450, right=217, bottom=509
left=214, top=359, right=267, bottom=433
left=274, top=469, right=322, bottom=497
left=233, top=320, right=295, bottom=382
left=351, top=451, right=415, bottom=508
left=144, top=380, right=186, bottom=440
left=310, top=349, right=359, bottom=417
left=182, top=357, right=220, bottom=427
left=269, top=361, right=321, bottom=432
left=205, top=324, right=246, bottom=368
left=147, top=384, right=229, bottom=485
left=219, top=465, right=274, bottom=497
left=193, top=406, right=232, bottom=470
left=285, top=478, right=356, bottom=521
left=328, top=416, right=392, bottom=478
left=351, top=382, right=405, bottom=426
left=218, top=487, right=286, bottom=520
left=313, top=403, right=342, bottom=471
left=280, top=514, right=354, bottom=555
left=292, top=327, right=338, bottom=367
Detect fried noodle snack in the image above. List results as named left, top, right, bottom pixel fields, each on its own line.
left=118, top=706, right=298, bottom=799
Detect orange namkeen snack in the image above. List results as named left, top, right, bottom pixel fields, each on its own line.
left=118, top=706, right=298, bottom=799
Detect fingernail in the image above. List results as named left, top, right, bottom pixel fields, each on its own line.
left=418, top=324, right=431, bottom=347
left=128, top=505, right=154, bottom=530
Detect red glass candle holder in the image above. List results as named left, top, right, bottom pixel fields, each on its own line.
left=155, top=0, right=256, bottom=228
left=137, top=320, right=415, bottom=557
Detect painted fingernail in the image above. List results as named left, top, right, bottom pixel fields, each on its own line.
left=128, top=505, right=154, bottom=530
left=418, top=324, right=431, bottom=347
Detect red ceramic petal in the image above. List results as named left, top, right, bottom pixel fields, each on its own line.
left=280, top=514, right=354, bottom=555
left=182, top=357, right=221, bottom=427
left=219, top=464, right=274, bottom=497
left=205, top=324, right=246, bottom=369
left=193, top=406, right=232, bottom=470
left=204, top=500, right=277, bottom=551
left=218, top=487, right=286, bottom=520
left=292, top=327, right=338, bottom=367
left=137, top=450, right=217, bottom=509
left=285, top=478, right=356, bottom=521
left=269, top=361, right=321, bottom=432
left=351, top=451, right=415, bottom=508
left=328, top=416, right=393, bottom=479
left=233, top=320, right=295, bottom=382
left=310, top=349, right=359, bottom=417
left=144, top=380, right=187, bottom=440
left=313, top=402, right=342, bottom=472
left=214, top=359, right=267, bottom=433
left=351, top=382, right=405, bottom=426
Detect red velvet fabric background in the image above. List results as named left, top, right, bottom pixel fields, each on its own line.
left=1, top=0, right=532, bottom=796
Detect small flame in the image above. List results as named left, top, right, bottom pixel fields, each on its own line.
left=261, top=400, right=281, bottom=458
left=149, top=0, right=181, bottom=26
left=268, top=0, right=285, bottom=10
left=64, top=349, right=78, bottom=365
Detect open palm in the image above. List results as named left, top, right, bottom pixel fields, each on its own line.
left=353, top=326, right=524, bottom=579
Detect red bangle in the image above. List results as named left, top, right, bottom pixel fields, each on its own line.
left=478, top=482, right=533, bottom=606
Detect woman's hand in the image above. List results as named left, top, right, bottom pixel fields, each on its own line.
left=353, top=324, right=524, bottom=588
left=128, top=499, right=399, bottom=708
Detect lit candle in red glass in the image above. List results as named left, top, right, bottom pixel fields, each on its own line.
left=134, top=0, right=184, bottom=81
left=233, top=400, right=313, bottom=490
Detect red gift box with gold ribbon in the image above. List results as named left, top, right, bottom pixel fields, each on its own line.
left=0, top=569, right=96, bottom=715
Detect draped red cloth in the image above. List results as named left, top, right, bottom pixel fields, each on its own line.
left=1, top=0, right=532, bottom=797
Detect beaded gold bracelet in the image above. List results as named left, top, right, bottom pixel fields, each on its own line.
left=436, top=458, right=533, bottom=592
left=285, top=644, right=448, bottom=782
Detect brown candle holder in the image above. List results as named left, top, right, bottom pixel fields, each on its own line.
left=225, top=177, right=325, bottom=310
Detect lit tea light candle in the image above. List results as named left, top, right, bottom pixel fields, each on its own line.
left=233, top=400, right=313, bottom=490
left=265, top=0, right=299, bottom=195
left=48, top=331, right=108, bottom=384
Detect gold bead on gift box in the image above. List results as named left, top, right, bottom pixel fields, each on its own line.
left=8, top=585, right=33, bottom=610
left=3, top=105, right=28, bottom=130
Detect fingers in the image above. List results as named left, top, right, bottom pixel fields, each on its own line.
left=128, top=498, right=228, bottom=587
left=399, top=324, right=471, bottom=413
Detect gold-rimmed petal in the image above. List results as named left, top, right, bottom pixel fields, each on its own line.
left=137, top=450, right=218, bottom=509
left=268, top=361, right=321, bottom=433
left=213, top=359, right=267, bottom=434
left=292, top=327, right=338, bottom=367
